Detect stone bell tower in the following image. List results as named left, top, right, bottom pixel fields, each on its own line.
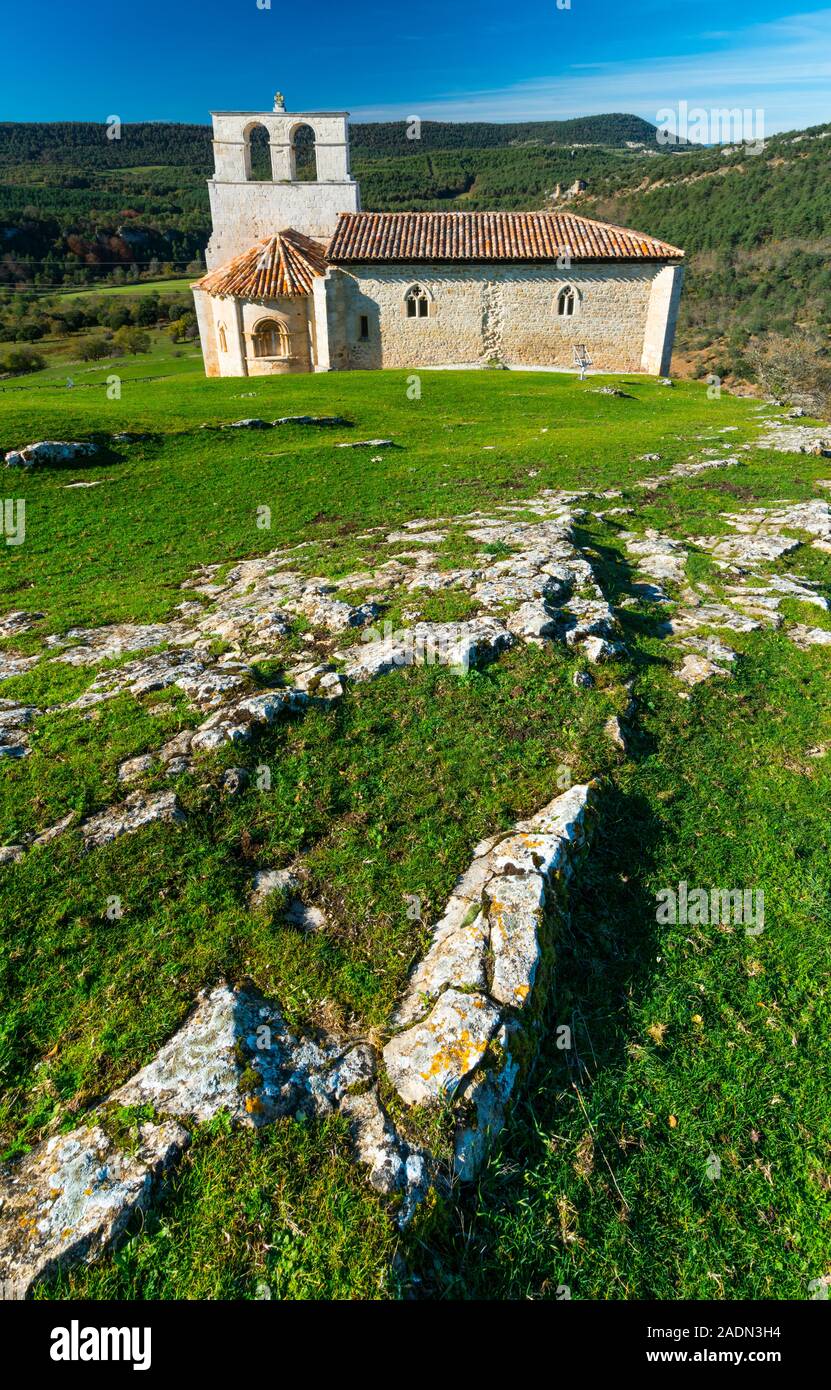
left=204, top=91, right=361, bottom=268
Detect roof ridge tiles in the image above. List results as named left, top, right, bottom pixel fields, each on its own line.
left=192, top=211, right=683, bottom=302
left=326, top=209, right=683, bottom=263
left=192, top=228, right=328, bottom=300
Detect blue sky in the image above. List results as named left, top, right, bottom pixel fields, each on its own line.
left=3, top=1, right=828, bottom=132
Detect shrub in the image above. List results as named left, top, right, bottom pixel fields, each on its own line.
left=168, top=313, right=198, bottom=343
left=77, top=336, right=111, bottom=362
left=747, top=331, right=831, bottom=416
left=113, top=326, right=151, bottom=355
left=134, top=296, right=160, bottom=327
left=0, top=346, right=46, bottom=375
left=16, top=320, right=46, bottom=342
left=100, top=303, right=132, bottom=331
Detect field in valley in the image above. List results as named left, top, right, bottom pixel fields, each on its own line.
left=1, top=357, right=830, bottom=1300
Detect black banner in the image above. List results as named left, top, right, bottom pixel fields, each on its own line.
left=1, top=1297, right=824, bottom=1378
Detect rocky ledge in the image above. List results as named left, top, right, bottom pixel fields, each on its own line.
left=384, top=781, right=595, bottom=1176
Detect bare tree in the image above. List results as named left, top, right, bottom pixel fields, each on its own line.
left=747, top=331, right=831, bottom=417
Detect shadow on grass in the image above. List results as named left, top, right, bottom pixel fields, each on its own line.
left=572, top=524, right=672, bottom=761
left=410, top=521, right=671, bottom=1296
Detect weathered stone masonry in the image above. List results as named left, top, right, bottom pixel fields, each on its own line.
left=324, top=262, right=673, bottom=373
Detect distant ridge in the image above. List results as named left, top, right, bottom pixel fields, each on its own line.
left=0, top=113, right=661, bottom=169
left=350, top=114, right=662, bottom=153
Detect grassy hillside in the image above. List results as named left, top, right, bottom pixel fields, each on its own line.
left=1, top=350, right=829, bottom=1299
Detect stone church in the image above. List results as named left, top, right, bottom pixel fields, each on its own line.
left=192, top=94, right=684, bottom=378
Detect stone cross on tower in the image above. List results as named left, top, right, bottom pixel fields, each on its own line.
left=273, top=91, right=286, bottom=112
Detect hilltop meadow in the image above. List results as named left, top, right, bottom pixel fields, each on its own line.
left=1, top=344, right=829, bottom=1299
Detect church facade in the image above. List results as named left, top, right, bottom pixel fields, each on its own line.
left=192, top=96, right=685, bottom=379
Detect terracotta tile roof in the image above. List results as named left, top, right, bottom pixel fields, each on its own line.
left=192, top=228, right=327, bottom=299
left=326, top=211, right=683, bottom=264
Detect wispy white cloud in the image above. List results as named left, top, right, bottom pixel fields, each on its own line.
left=351, top=8, right=831, bottom=133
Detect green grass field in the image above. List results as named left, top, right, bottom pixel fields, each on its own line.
left=57, top=277, right=197, bottom=301
left=1, top=355, right=829, bottom=1300
left=3, top=324, right=199, bottom=372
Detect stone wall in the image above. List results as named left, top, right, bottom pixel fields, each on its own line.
left=192, top=288, right=220, bottom=378
left=325, top=262, right=677, bottom=373
left=206, top=182, right=359, bottom=265
left=240, top=297, right=313, bottom=376
left=210, top=112, right=353, bottom=183
left=197, top=260, right=683, bottom=377
left=641, top=264, right=685, bottom=375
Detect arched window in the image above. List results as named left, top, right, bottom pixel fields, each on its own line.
left=405, top=284, right=429, bottom=319
left=218, top=323, right=228, bottom=353
left=557, top=286, right=577, bottom=318
left=244, top=122, right=272, bottom=181
left=290, top=124, right=317, bottom=182
left=252, top=319, right=289, bottom=358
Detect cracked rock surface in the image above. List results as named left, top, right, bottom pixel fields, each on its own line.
left=0, top=491, right=622, bottom=862
left=0, top=983, right=428, bottom=1294
left=621, top=498, right=831, bottom=688
left=112, top=984, right=375, bottom=1126
left=0, top=1119, right=189, bottom=1297
left=3, top=440, right=100, bottom=469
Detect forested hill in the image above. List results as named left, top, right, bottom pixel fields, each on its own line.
left=0, top=113, right=674, bottom=296
left=0, top=123, right=213, bottom=170
left=0, top=113, right=659, bottom=168
left=571, top=122, right=831, bottom=377
left=356, top=113, right=660, bottom=151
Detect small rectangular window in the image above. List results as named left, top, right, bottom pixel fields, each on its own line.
left=359, top=314, right=369, bottom=341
